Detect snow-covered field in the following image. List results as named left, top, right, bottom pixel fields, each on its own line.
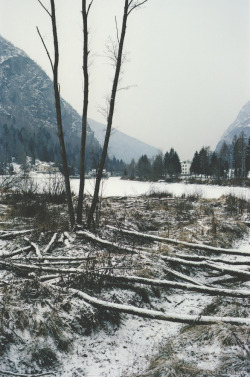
left=32, top=175, right=250, bottom=200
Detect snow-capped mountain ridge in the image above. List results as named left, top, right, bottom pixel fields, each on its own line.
left=0, top=34, right=27, bottom=64
left=216, top=101, right=250, bottom=151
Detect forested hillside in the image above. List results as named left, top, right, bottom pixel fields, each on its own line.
left=0, top=35, right=101, bottom=173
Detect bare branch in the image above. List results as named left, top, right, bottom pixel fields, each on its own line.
left=128, top=0, right=149, bottom=15
left=37, top=0, right=52, bottom=17
left=87, top=0, right=94, bottom=16
left=36, top=26, right=54, bottom=72
left=115, top=16, right=120, bottom=44
left=117, top=84, right=137, bottom=91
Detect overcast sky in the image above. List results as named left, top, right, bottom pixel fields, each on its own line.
left=0, top=0, right=250, bottom=160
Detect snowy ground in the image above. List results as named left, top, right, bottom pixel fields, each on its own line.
left=0, top=188, right=249, bottom=377
left=28, top=174, right=250, bottom=200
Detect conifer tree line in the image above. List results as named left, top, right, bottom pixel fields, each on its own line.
left=125, top=133, right=250, bottom=181
left=0, top=121, right=126, bottom=177
left=125, top=148, right=181, bottom=181
left=191, top=133, right=250, bottom=178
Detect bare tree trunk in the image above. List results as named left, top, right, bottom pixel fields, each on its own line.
left=49, top=0, right=75, bottom=228
left=87, top=0, right=147, bottom=229
left=77, top=0, right=93, bottom=225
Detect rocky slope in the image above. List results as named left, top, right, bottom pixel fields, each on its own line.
left=216, top=101, right=250, bottom=152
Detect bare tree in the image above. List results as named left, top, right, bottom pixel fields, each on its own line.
left=37, top=0, right=148, bottom=229
left=87, top=0, right=148, bottom=229
left=76, top=0, right=94, bottom=225
left=37, top=0, right=75, bottom=228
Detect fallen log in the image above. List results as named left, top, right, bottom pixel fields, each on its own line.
left=0, top=370, right=56, bottom=376
left=18, top=256, right=97, bottom=262
left=24, top=237, right=42, bottom=258
left=77, top=230, right=137, bottom=254
left=1, top=258, right=249, bottom=298
left=210, top=276, right=241, bottom=285
left=0, top=246, right=32, bottom=259
left=108, top=226, right=250, bottom=257
left=103, top=274, right=250, bottom=298
left=174, top=253, right=250, bottom=266
left=163, top=266, right=205, bottom=287
left=206, top=261, right=250, bottom=279
left=64, top=231, right=74, bottom=243
left=0, top=229, right=33, bottom=240
left=161, top=255, right=250, bottom=280
left=67, top=287, right=250, bottom=326
left=43, top=233, right=58, bottom=253
left=0, top=260, right=124, bottom=276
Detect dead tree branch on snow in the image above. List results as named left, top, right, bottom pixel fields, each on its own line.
left=109, top=226, right=250, bottom=257
left=67, top=286, right=250, bottom=325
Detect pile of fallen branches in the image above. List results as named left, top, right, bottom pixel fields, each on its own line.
left=0, top=226, right=249, bottom=327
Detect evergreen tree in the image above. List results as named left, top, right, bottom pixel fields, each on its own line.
left=232, top=133, right=247, bottom=177
left=152, top=154, right=163, bottom=180
left=137, top=154, right=151, bottom=179
left=190, top=151, right=200, bottom=175
left=199, top=147, right=210, bottom=176
left=163, top=151, right=170, bottom=176
left=245, top=137, right=250, bottom=175
left=209, top=152, right=220, bottom=177
left=219, top=141, right=230, bottom=177
left=164, top=148, right=181, bottom=177
left=128, top=159, right=136, bottom=179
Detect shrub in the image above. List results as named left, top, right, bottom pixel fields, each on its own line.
left=147, top=189, right=173, bottom=198
left=31, top=346, right=59, bottom=368
left=225, top=194, right=249, bottom=215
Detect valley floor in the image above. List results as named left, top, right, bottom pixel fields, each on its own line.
left=0, top=191, right=249, bottom=377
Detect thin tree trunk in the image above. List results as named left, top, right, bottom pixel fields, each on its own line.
left=77, top=0, right=92, bottom=224
left=50, top=0, right=75, bottom=228
left=87, top=0, right=129, bottom=228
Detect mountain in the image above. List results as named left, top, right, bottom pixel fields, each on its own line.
left=88, top=118, right=159, bottom=163
left=0, top=35, right=158, bottom=172
left=0, top=35, right=100, bottom=172
left=216, top=101, right=250, bottom=152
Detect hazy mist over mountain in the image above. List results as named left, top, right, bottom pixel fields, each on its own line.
left=88, top=118, right=159, bottom=163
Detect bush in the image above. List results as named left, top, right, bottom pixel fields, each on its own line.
left=31, top=346, right=59, bottom=368
left=147, top=189, right=173, bottom=198
left=225, top=194, right=250, bottom=215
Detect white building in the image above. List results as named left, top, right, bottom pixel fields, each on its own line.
left=35, top=161, right=60, bottom=173
left=181, top=160, right=191, bottom=176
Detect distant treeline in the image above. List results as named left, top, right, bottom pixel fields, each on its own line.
left=0, top=124, right=249, bottom=181
left=124, top=132, right=250, bottom=181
